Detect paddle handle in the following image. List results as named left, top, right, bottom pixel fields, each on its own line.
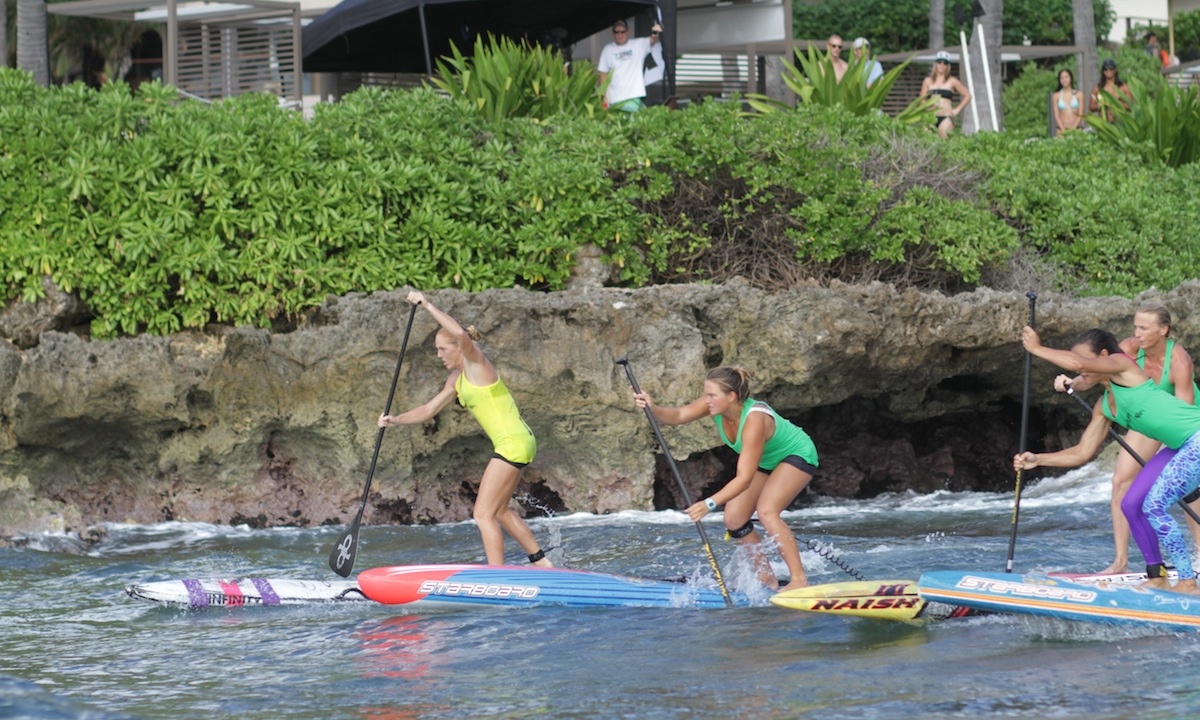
left=1006, top=291, right=1037, bottom=573
left=617, top=357, right=733, bottom=606
left=328, top=301, right=420, bottom=576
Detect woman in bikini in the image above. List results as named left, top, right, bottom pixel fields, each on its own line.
left=1053, top=69, right=1085, bottom=135
left=633, top=367, right=818, bottom=592
left=1062, top=303, right=1200, bottom=574
left=378, top=291, right=552, bottom=568
left=1089, top=58, right=1133, bottom=123
left=1016, top=326, right=1200, bottom=595
left=919, top=51, right=971, bottom=140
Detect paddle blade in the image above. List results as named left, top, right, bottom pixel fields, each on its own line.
left=328, top=521, right=361, bottom=577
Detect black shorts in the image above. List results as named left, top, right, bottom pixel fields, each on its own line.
left=759, top=455, right=817, bottom=476
left=492, top=453, right=529, bottom=469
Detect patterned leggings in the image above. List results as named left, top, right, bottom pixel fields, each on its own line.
left=1141, top=432, right=1200, bottom=579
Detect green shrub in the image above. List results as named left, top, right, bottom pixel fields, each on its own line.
left=746, top=45, right=935, bottom=125
left=428, top=34, right=605, bottom=121
left=4, top=65, right=1200, bottom=339
left=1088, top=76, right=1200, bottom=168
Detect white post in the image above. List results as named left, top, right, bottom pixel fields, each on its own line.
left=977, top=21, right=999, bottom=131
left=959, top=30, right=980, bottom=134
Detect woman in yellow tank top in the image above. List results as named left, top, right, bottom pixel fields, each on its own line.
left=377, top=290, right=552, bottom=568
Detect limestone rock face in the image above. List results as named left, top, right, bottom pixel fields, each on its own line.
left=1, top=281, right=1195, bottom=535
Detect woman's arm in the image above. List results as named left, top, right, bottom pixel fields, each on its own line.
left=379, top=372, right=459, bottom=427
left=919, top=77, right=931, bottom=100
left=1172, top=344, right=1196, bottom=405
left=1013, top=400, right=1110, bottom=470
left=685, top=411, right=770, bottom=521
left=1053, top=92, right=1065, bottom=130
left=633, top=391, right=710, bottom=427
left=950, top=77, right=971, bottom=115
left=1089, top=85, right=1101, bottom=112
left=1021, top=327, right=1143, bottom=383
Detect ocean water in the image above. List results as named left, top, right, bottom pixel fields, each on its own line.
left=2, top=462, right=1199, bottom=720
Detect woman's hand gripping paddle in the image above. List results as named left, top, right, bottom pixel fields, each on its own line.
left=1006, top=292, right=1037, bottom=573
left=328, top=302, right=420, bottom=577
left=616, top=357, right=733, bottom=606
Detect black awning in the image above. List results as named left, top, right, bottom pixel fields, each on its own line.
left=303, top=0, right=662, bottom=74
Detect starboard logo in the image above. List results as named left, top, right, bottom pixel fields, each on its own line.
left=956, top=575, right=1097, bottom=602
left=418, top=580, right=540, bottom=600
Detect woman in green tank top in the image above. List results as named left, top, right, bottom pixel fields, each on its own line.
left=1016, top=327, right=1200, bottom=595
left=1063, top=302, right=1200, bottom=574
left=633, top=367, right=819, bottom=593
left=378, top=291, right=552, bottom=568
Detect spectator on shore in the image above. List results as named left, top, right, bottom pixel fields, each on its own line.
left=920, top=51, right=971, bottom=140
left=826, top=34, right=848, bottom=82
left=1052, top=68, right=1085, bottom=135
left=1146, top=32, right=1169, bottom=67
left=1090, top=58, right=1133, bottom=122
left=597, top=19, right=663, bottom=113
left=853, top=37, right=884, bottom=87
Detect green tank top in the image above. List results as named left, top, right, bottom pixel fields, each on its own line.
left=455, top=372, right=537, bottom=463
left=714, top=399, right=819, bottom=470
left=1136, top=339, right=1200, bottom=400
left=1102, top=379, right=1200, bottom=449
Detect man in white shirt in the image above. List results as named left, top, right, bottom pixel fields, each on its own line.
left=852, top=37, right=884, bottom=87
left=597, top=19, right=663, bottom=113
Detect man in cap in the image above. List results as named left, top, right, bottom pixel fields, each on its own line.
left=852, top=37, right=884, bottom=87
left=597, top=19, right=663, bottom=113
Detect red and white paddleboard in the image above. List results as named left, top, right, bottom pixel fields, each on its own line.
left=356, top=564, right=747, bottom=609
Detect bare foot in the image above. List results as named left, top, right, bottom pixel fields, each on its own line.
left=776, top=578, right=810, bottom=594
left=532, top=558, right=553, bottom=568
left=1141, top=576, right=1171, bottom=591
left=1169, top=579, right=1200, bottom=595
left=757, top=571, right=779, bottom=591
left=1098, top=561, right=1128, bottom=575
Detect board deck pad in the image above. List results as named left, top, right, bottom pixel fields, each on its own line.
left=127, top=578, right=369, bottom=608
left=357, top=564, right=750, bottom=609
left=918, top=570, right=1200, bottom=631
left=770, top=579, right=982, bottom=623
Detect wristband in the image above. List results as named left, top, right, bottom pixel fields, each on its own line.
left=704, top=497, right=718, bottom=512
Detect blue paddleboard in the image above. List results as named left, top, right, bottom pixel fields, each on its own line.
left=918, top=570, right=1200, bottom=631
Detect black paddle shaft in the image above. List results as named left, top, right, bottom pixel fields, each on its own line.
left=328, top=301, right=420, bottom=577
left=616, top=356, right=733, bottom=606
left=1066, top=388, right=1200, bottom=526
left=1006, top=291, right=1037, bottom=573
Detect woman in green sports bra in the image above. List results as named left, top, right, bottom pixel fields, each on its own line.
left=378, top=291, right=552, bottom=568
left=1063, top=302, right=1200, bottom=575
left=633, top=367, right=819, bottom=592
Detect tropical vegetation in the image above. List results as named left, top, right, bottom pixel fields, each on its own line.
left=2, top=66, right=1200, bottom=340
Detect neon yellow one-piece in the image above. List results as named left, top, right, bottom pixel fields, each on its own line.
left=455, top=372, right=537, bottom=464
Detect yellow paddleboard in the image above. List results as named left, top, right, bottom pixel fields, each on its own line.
left=771, top=579, right=982, bottom=624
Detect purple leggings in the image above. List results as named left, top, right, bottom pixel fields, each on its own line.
left=1121, top=432, right=1200, bottom=579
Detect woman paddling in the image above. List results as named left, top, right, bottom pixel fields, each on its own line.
left=1014, top=327, right=1200, bottom=595
left=633, top=367, right=818, bottom=592
left=378, top=291, right=552, bottom=568
left=1063, top=303, right=1200, bottom=574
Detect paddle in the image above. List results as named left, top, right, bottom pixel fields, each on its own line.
left=616, top=357, right=733, bottom=606
left=328, top=302, right=420, bottom=577
left=1005, top=291, right=1037, bottom=573
left=1065, top=387, right=1200, bottom=526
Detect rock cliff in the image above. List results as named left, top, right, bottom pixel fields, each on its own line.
left=4, top=280, right=1199, bottom=536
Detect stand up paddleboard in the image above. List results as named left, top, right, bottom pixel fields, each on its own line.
left=1049, top=569, right=1179, bottom=584
left=770, top=579, right=983, bottom=624
left=918, top=571, right=1200, bottom=631
left=357, top=564, right=750, bottom=609
left=127, top=578, right=370, bottom=608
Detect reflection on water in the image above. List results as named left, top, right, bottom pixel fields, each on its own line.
left=2, top=463, right=1199, bottom=719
